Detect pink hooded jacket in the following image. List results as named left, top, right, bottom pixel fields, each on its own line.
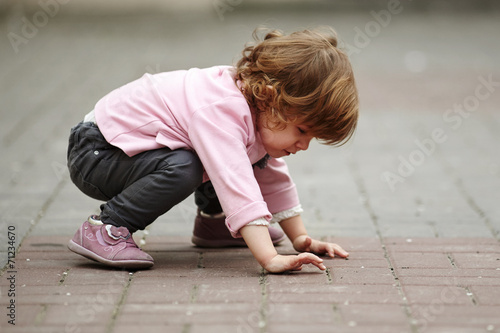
left=94, top=66, right=300, bottom=237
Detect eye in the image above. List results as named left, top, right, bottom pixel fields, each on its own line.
left=297, top=127, right=306, bottom=134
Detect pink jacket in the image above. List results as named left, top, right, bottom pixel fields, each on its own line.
left=94, top=66, right=300, bottom=237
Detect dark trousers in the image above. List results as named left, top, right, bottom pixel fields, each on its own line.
left=67, top=122, right=222, bottom=232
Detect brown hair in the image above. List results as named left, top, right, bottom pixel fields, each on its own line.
left=235, top=27, right=359, bottom=146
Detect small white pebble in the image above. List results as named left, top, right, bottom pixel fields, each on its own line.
left=348, top=321, right=357, bottom=327
left=406, top=238, right=413, bottom=243
left=26, top=258, right=30, bottom=261
left=486, top=325, right=494, bottom=331
left=66, top=293, right=71, bottom=296
left=361, top=266, right=365, bottom=269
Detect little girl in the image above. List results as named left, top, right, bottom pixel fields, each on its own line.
left=67, top=27, right=359, bottom=273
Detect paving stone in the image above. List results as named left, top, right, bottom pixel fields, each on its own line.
left=410, top=305, right=500, bottom=330
left=190, top=324, right=255, bottom=333
left=266, top=270, right=329, bottom=286
left=202, top=251, right=260, bottom=269
left=266, top=323, right=412, bottom=333
left=196, top=283, right=262, bottom=304
left=0, top=267, right=68, bottom=287
left=331, top=256, right=389, bottom=269
left=0, top=304, right=42, bottom=327
left=43, top=303, right=116, bottom=326
left=268, top=282, right=399, bottom=295
left=112, top=324, right=185, bottom=333
left=398, top=276, right=500, bottom=287
left=395, top=267, right=500, bottom=278
left=389, top=252, right=455, bottom=269
left=384, top=237, right=500, bottom=253
left=268, top=291, right=402, bottom=305
left=117, top=303, right=259, bottom=325
left=0, top=327, right=106, bottom=333
left=329, top=267, right=396, bottom=285
left=325, top=237, right=384, bottom=253
left=402, top=285, right=473, bottom=306
left=422, top=326, right=499, bottom=333
left=341, top=303, right=411, bottom=324
left=126, top=282, right=192, bottom=304
left=139, top=251, right=199, bottom=270
left=265, top=303, right=342, bottom=325
left=18, top=236, right=70, bottom=251
left=469, top=285, right=500, bottom=305
left=452, top=253, right=500, bottom=269
left=61, top=267, right=131, bottom=286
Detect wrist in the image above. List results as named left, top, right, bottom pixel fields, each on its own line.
left=279, top=215, right=308, bottom=244
left=292, top=234, right=313, bottom=253
left=260, top=253, right=280, bottom=270
left=240, top=225, right=278, bottom=267
left=292, top=233, right=308, bottom=242
left=292, top=233, right=308, bottom=247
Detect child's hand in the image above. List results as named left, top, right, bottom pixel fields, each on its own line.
left=292, top=235, right=349, bottom=258
left=263, top=253, right=327, bottom=273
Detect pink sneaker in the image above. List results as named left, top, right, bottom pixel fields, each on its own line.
left=192, top=211, right=286, bottom=248
left=68, top=217, right=154, bottom=269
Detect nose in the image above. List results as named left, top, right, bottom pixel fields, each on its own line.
left=296, top=136, right=312, bottom=151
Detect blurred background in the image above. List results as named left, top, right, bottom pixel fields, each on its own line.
left=1, top=0, right=499, bottom=250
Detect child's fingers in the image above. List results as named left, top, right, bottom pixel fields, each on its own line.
left=332, top=244, right=349, bottom=258
left=320, top=243, right=349, bottom=258
left=297, top=253, right=326, bottom=270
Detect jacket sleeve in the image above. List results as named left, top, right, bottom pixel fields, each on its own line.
left=253, top=157, right=301, bottom=215
left=188, top=99, right=272, bottom=238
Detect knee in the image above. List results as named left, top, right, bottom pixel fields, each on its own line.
left=167, top=149, right=203, bottom=188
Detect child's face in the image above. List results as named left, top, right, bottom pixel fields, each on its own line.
left=258, top=117, right=314, bottom=158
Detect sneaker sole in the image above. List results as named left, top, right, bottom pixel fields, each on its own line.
left=68, top=240, right=154, bottom=269
left=191, top=234, right=286, bottom=248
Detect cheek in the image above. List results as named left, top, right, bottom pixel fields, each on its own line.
left=260, top=129, right=275, bottom=146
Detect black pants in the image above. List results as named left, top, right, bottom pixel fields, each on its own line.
left=67, top=122, right=222, bottom=232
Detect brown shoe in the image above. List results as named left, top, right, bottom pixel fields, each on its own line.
left=191, top=211, right=286, bottom=248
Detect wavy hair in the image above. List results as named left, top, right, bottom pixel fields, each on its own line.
left=235, top=27, right=359, bottom=146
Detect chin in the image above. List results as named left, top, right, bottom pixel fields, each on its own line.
left=266, top=152, right=280, bottom=158
left=270, top=152, right=287, bottom=158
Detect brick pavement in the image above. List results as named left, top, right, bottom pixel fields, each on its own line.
left=1, top=3, right=500, bottom=333
left=1, top=235, right=499, bottom=332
